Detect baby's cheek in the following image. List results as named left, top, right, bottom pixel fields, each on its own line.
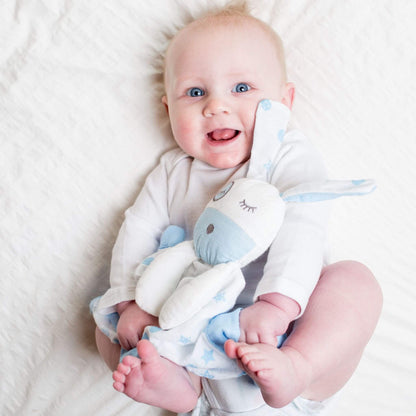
left=172, top=119, right=196, bottom=144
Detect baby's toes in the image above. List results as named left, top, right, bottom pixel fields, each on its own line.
left=112, top=370, right=127, bottom=392
left=121, top=355, right=141, bottom=369
left=236, top=345, right=259, bottom=361
left=113, top=370, right=126, bottom=384
left=113, top=380, right=126, bottom=392
left=116, top=362, right=132, bottom=376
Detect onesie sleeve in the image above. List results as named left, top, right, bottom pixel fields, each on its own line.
left=97, top=149, right=184, bottom=311
left=253, top=130, right=329, bottom=316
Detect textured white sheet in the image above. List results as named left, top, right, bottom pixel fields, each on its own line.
left=1, top=1, right=415, bottom=415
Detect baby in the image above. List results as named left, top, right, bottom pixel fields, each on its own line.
left=94, top=2, right=382, bottom=415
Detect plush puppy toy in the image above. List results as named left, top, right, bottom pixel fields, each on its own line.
left=132, top=100, right=375, bottom=379
left=91, top=100, right=375, bottom=379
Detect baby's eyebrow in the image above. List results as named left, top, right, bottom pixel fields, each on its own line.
left=227, top=71, right=253, bottom=79
left=174, top=74, right=204, bottom=85
left=171, top=72, right=257, bottom=95
left=172, top=78, right=203, bottom=92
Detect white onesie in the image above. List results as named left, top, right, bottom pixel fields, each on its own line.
left=96, top=103, right=330, bottom=317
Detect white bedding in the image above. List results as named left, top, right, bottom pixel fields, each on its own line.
left=1, top=1, right=415, bottom=415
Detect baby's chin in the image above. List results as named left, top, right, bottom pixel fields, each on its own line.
left=203, top=153, right=251, bottom=169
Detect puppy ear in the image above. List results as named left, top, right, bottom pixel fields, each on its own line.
left=247, top=99, right=291, bottom=182
left=281, top=179, right=376, bottom=203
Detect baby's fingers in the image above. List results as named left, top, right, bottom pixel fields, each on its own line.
left=259, top=333, right=280, bottom=347
left=240, top=330, right=279, bottom=347
left=117, top=331, right=139, bottom=351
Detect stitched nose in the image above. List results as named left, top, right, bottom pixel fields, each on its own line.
left=206, top=224, right=214, bottom=234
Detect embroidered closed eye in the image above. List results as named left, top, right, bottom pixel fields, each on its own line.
left=239, top=199, right=257, bottom=213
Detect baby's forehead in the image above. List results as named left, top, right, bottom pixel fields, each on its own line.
left=166, top=16, right=276, bottom=63
left=163, top=14, right=286, bottom=85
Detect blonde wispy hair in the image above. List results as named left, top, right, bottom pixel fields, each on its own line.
left=152, top=1, right=287, bottom=104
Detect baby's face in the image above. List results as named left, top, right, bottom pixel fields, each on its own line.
left=163, top=19, right=294, bottom=169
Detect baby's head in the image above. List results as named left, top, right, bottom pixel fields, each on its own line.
left=162, top=2, right=294, bottom=169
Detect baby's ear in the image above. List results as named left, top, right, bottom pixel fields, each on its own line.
left=281, top=82, right=295, bottom=110
left=162, top=96, right=169, bottom=115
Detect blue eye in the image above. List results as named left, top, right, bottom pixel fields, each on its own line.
left=187, top=87, right=205, bottom=97
left=233, top=83, right=251, bottom=93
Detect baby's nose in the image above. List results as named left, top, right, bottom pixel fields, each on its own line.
left=203, top=98, right=231, bottom=117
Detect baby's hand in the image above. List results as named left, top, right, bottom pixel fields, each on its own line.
left=239, top=293, right=300, bottom=346
left=116, top=301, right=158, bottom=350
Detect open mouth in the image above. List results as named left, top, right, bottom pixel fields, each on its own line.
left=207, top=129, right=241, bottom=142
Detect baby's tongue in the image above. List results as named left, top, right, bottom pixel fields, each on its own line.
left=210, top=129, right=236, bottom=140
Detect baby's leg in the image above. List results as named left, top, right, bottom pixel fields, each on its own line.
left=113, top=339, right=201, bottom=413
left=226, top=260, right=382, bottom=408
left=95, top=326, right=121, bottom=371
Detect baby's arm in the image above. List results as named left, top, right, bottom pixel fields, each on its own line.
left=107, top=154, right=179, bottom=350
left=116, top=301, right=158, bottom=351
left=239, top=292, right=300, bottom=346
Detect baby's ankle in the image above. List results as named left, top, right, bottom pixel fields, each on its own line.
left=280, top=345, right=313, bottom=391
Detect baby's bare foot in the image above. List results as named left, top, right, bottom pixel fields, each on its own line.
left=113, top=339, right=199, bottom=413
left=225, top=340, right=311, bottom=408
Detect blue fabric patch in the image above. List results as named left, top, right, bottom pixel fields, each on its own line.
left=205, top=308, right=242, bottom=352
left=179, top=335, right=192, bottom=345
left=201, top=349, right=215, bottom=364
left=263, top=160, right=273, bottom=171
left=259, top=99, right=272, bottom=111
left=107, top=312, right=120, bottom=331
left=142, top=256, right=154, bottom=265
left=120, top=347, right=139, bottom=362
left=213, top=291, right=226, bottom=302
left=194, top=208, right=255, bottom=265
left=142, top=225, right=185, bottom=265
left=159, top=225, right=186, bottom=249
left=147, top=326, right=162, bottom=333
left=89, top=296, right=100, bottom=314
left=203, top=370, right=214, bottom=379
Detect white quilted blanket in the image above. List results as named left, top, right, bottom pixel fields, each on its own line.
left=1, top=1, right=415, bottom=415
